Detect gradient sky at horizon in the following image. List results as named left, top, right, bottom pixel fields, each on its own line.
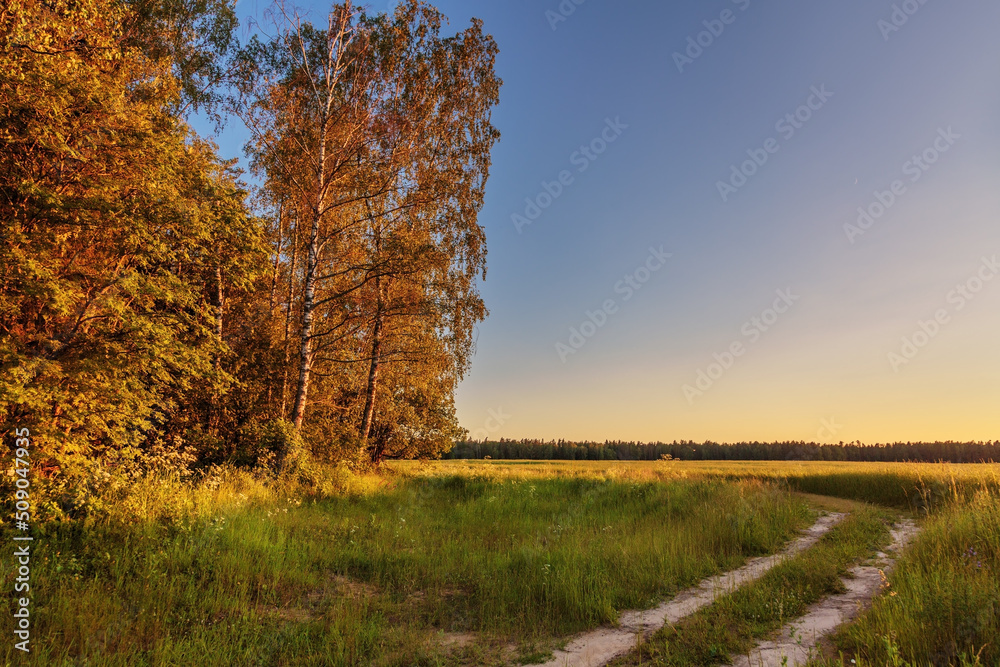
left=198, top=0, right=1000, bottom=444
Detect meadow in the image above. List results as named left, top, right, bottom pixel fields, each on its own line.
left=2, top=460, right=998, bottom=666
left=414, top=459, right=999, bottom=510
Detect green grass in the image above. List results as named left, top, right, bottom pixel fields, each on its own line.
left=6, top=459, right=999, bottom=666
left=814, top=491, right=1000, bottom=667
left=608, top=506, right=892, bottom=666
left=397, top=459, right=1000, bottom=511
left=0, top=467, right=810, bottom=666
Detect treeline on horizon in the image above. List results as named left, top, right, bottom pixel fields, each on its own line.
left=446, top=439, right=1000, bottom=464
left=1, top=0, right=500, bottom=514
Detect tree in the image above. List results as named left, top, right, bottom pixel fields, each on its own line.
left=0, top=0, right=263, bottom=491
left=232, top=0, right=500, bottom=457
left=346, top=3, right=499, bottom=460
left=230, top=0, right=384, bottom=430
left=124, top=0, right=240, bottom=115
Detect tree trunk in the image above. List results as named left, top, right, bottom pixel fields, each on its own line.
left=267, top=203, right=284, bottom=413
left=291, top=207, right=320, bottom=430
left=269, top=202, right=284, bottom=313
left=360, top=202, right=383, bottom=446
left=280, top=210, right=299, bottom=419
left=213, top=263, right=224, bottom=370
left=359, top=285, right=383, bottom=444
left=370, top=433, right=386, bottom=465
left=291, top=88, right=334, bottom=432
left=210, top=263, right=224, bottom=428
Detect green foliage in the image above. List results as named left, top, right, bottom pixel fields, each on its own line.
left=1, top=0, right=501, bottom=503
left=302, top=418, right=372, bottom=471
left=125, top=0, right=239, bottom=114
left=230, top=418, right=304, bottom=472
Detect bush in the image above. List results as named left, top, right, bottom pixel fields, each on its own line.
left=301, top=418, right=372, bottom=471
left=232, top=418, right=305, bottom=472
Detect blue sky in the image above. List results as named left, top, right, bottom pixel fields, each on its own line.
left=199, top=0, right=1000, bottom=443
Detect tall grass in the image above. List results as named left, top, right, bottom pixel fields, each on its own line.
left=822, top=491, right=1000, bottom=667
left=327, top=475, right=809, bottom=636
left=616, top=506, right=893, bottom=666
left=0, top=467, right=809, bottom=666
left=10, top=459, right=996, bottom=665
left=399, top=460, right=1000, bottom=510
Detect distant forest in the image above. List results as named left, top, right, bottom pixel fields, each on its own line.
left=447, top=439, right=1000, bottom=464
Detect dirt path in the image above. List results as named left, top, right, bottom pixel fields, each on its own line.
left=526, top=513, right=846, bottom=667
left=731, top=519, right=920, bottom=667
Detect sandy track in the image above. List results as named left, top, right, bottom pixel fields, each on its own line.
left=731, top=519, right=920, bottom=667
left=526, top=513, right=846, bottom=667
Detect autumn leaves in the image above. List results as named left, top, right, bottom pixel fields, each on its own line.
left=0, top=0, right=501, bottom=494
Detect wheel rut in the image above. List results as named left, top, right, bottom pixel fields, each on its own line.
left=525, top=513, right=847, bottom=667
left=730, top=519, right=920, bottom=667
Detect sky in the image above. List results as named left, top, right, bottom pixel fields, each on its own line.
left=198, top=0, right=1000, bottom=444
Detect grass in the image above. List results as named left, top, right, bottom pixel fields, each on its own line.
left=394, top=459, right=1000, bottom=511
left=4, top=459, right=999, bottom=666
left=0, top=465, right=810, bottom=666
left=609, top=506, right=893, bottom=666
left=402, top=461, right=1000, bottom=666
left=813, top=491, right=1000, bottom=667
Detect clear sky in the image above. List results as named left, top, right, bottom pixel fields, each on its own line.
left=202, top=0, right=1000, bottom=444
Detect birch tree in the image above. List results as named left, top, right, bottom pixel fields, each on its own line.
left=233, top=1, right=499, bottom=449
left=231, top=1, right=382, bottom=430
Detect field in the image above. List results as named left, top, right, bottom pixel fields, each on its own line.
left=2, top=460, right=998, bottom=666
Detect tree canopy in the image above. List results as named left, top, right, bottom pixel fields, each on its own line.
left=1, top=0, right=501, bottom=509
